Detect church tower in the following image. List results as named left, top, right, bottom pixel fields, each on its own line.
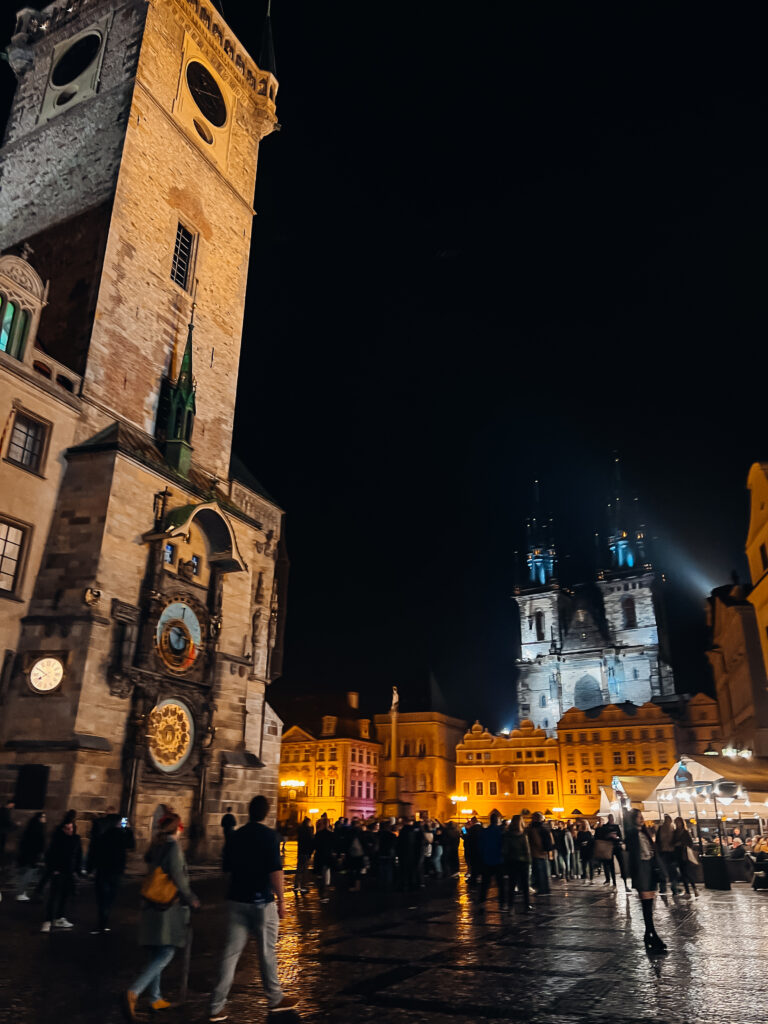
left=0, top=0, right=286, bottom=851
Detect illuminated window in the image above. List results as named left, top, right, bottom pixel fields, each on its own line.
left=191, top=554, right=200, bottom=576
left=532, top=781, right=539, bottom=795
left=366, top=750, right=371, bottom=764
left=164, top=543, right=175, bottom=565
left=567, top=753, right=575, bottom=766
left=317, top=748, right=325, bottom=761
left=365, top=782, right=371, bottom=798
left=0, top=518, right=27, bottom=594
left=328, top=779, right=335, bottom=797
left=372, top=783, right=377, bottom=798
left=642, top=748, right=652, bottom=763
left=569, top=778, right=578, bottom=795
left=613, top=751, right=622, bottom=765
left=580, top=753, right=589, bottom=766
left=489, top=781, right=497, bottom=795
left=466, top=752, right=474, bottom=761
left=476, top=782, right=484, bottom=796
left=594, top=752, right=603, bottom=766
left=316, top=779, right=323, bottom=796
left=329, top=747, right=336, bottom=761
left=303, top=749, right=310, bottom=761
left=7, top=412, right=46, bottom=473
left=0, top=294, right=29, bottom=359
left=517, top=781, right=525, bottom=795
left=546, top=780, right=554, bottom=795
left=564, top=733, right=573, bottom=743
left=462, top=781, right=470, bottom=794
left=584, top=778, right=592, bottom=794
left=170, top=222, right=195, bottom=290
left=350, top=749, right=356, bottom=763
left=627, top=750, right=636, bottom=765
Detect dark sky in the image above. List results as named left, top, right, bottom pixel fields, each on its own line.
left=2, top=4, right=766, bottom=727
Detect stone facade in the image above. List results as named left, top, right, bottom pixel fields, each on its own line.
left=707, top=581, right=768, bottom=756
left=746, top=463, right=768, bottom=683
left=0, top=0, right=286, bottom=855
left=374, top=710, right=467, bottom=821
left=515, top=483, right=674, bottom=734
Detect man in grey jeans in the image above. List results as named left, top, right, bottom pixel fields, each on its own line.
left=209, top=795, right=298, bottom=1021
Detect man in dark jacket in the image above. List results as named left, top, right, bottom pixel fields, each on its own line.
left=527, top=812, right=554, bottom=895
left=479, top=813, right=505, bottom=908
left=41, top=818, right=82, bottom=932
left=294, top=818, right=314, bottom=894
left=209, top=795, right=298, bottom=1020
left=16, top=811, right=46, bottom=900
left=87, top=812, right=135, bottom=933
left=0, top=800, right=16, bottom=876
left=463, top=818, right=483, bottom=883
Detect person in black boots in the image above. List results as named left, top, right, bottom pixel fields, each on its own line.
left=87, top=812, right=135, bottom=933
left=627, top=809, right=667, bottom=955
left=502, top=815, right=532, bottom=912
left=673, top=816, right=699, bottom=898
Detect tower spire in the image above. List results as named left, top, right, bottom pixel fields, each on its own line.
left=524, top=479, right=557, bottom=587
left=259, top=0, right=277, bottom=76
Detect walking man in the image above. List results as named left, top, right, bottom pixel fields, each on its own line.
left=87, top=811, right=134, bottom=933
left=209, top=795, right=298, bottom=1021
left=294, top=817, right=314, bottom=894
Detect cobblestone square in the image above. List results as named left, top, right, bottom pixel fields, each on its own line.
left=1, top=874, right=765, bottom=1024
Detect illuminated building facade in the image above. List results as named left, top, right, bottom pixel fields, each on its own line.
left=557, top=702, right=679, bottom=817
left=515, top=468, right=675, bottom=735
left=746, top=463, right=768, bottom=692
left=278, top=693, right=381, bottom=825
left=0, top=0, right=286, bottom=852
left=455, top=719, right=561, bottom=820
left=374, top=710, right=466, bottom=821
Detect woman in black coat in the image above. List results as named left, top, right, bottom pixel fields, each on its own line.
left=626, top=809, right=667, bottom=954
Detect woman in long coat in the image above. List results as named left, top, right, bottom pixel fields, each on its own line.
left=626, top=809, right=667, bottom=954
left=124, top=813, right=199, bottom=1018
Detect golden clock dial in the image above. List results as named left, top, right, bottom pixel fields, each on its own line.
left=29, top=657, right=64, bottom=693
left=147, top=699, right=194, bottom=773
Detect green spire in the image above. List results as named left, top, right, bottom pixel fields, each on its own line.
left=164, top=305, right=197, bottom=477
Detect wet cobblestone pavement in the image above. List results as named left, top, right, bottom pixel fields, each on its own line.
left=1, top=873, right=766, bottom=1024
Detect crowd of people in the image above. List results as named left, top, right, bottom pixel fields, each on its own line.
left=2, top=794, right=767, bottom=1016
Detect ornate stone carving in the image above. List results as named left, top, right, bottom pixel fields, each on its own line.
left=0, top=255, right=46, bottom=302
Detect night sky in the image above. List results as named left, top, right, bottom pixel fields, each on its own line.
left=2, top=4, right=766, bottom=728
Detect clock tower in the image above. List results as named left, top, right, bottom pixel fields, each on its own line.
left=0, top=0, right=287, bottom=852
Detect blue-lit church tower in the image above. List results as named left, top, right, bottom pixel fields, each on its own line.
left=514, top=464, right=674, bottom=736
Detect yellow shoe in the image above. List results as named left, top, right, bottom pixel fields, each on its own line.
left=151, top=999, right=172, bottom=1011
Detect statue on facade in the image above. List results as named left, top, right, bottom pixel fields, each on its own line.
left=390, top=686, right=399, bottom=712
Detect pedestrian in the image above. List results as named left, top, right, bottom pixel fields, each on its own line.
left=672, top=817, right=698, bottom=898
left=294, top=817, right=314, bottom=895
left=574, top=819, right=594, bottom=882
left=123, top=813, right=199, bottom=1018
left=346, top=819, right=365, bottom=891
left=221, top=807, right=236, bottom=843
left=442, top=820, right=461, bottom=877
left=208, top=796, right=298, bottom=1021
left=16, top=811, right=46, bottom=901
left=87, top=811, right=135, bottom=933
left=463, top=817, right=483, bottom=884
left=377, top=820, right=397, bottom=890
left=479, top=812, right=505, bottom=909
left=627, top=809, right=667, bottom=954
left=314, top=817, right=334, bottom=902
left=655, top=814, right=680, bottom=895
left=594, top=816, right=618, bottom=888
left=0, top=799, right=16, bottom=876
left=502, top=815, right=532, bottom=911
left=527, top=812, right=554, bottom=895
left=431, top=822, right=444, bottom=879
left=41, top=815, right=82, bottom=932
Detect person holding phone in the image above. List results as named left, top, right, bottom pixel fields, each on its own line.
left=87, top=811, right=135, bottom=934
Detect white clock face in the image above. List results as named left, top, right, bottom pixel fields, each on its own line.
left=156, top=600, right=203, bottom=673
left=29, top=657, right=64, bottom=693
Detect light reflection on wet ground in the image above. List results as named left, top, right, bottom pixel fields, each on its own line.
left=1, top=873, right=767, bottom=1024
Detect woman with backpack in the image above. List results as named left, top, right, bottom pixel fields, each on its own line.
left=123, top=813, right=199, bottom=1019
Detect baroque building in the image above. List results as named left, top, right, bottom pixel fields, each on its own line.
left=277, top=692, right=381, bottom=826
left=514, top=470, right=675, bottom=735
left=746, top=463, right=768, bottom=683
left=375, top=709, right=466, bottom=821
left=0, top=0, right=287, bottom=853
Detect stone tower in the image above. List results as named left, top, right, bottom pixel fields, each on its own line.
left=0, top=0, right=287, bottom=853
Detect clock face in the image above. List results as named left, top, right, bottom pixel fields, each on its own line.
left=186, top=61, right=227, bottom=128
left=147, top=699, right=195, bottom=773
left=156, top=600, right=203, bottom=674
left=29, top=657, right=64, bottom=693
left=51, top=33, right=102, bottom=87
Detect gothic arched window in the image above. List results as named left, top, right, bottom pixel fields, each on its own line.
left=535, top=610, right=545, bottom=641
left=539, top=693, right=547, bottom=708
left=622, top=596, right=637, bottom=629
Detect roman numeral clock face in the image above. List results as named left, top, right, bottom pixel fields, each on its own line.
left=155, top=600, right=203, bottom=674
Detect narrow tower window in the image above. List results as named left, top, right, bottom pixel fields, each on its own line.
left=535, top=610, right=545, bottom=641
left=622, top=596, right=637, bottom=629
left=170, top=223, right=195, bottom=290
